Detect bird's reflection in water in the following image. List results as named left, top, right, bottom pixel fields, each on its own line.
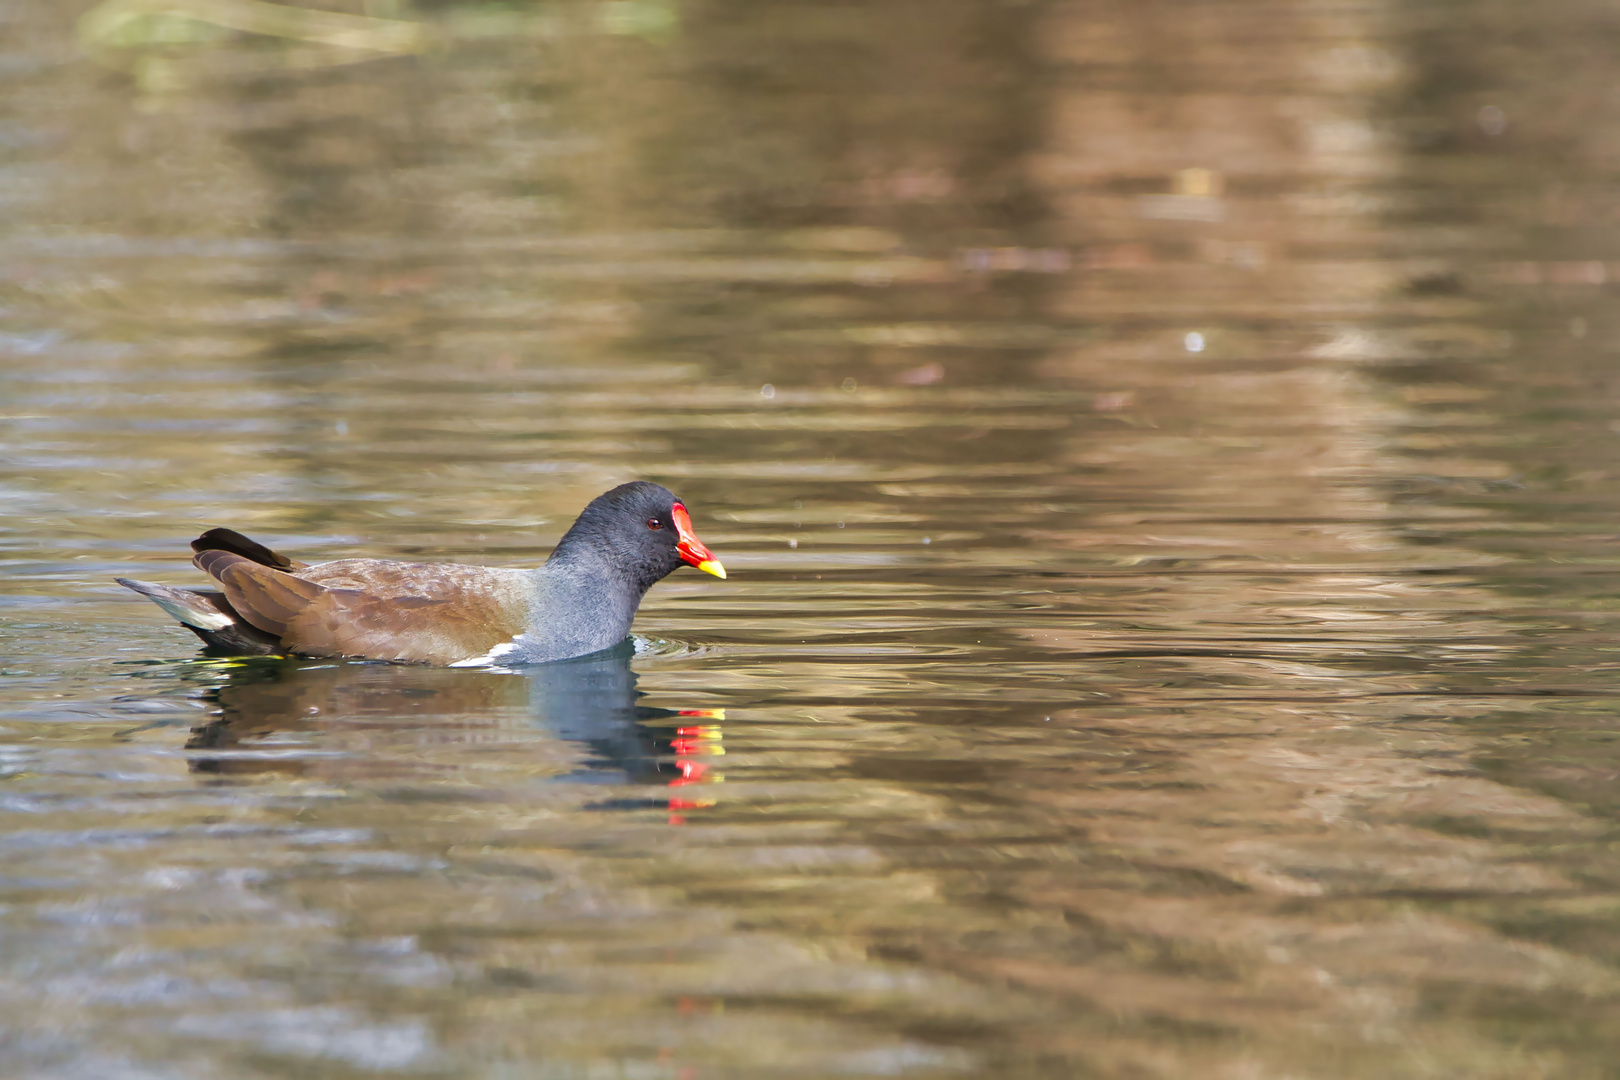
left=184, top=642, right=722, bottom=823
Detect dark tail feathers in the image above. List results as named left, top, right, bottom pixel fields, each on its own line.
left=190, top=528, right=306, bottom=571
left=115, top=576, right=283, bottom=654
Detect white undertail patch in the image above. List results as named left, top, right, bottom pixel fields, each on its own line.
left=151, top=594, right=234, bottom=630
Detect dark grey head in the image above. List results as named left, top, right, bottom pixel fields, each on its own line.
left=548, top=481, right=725, bottom=593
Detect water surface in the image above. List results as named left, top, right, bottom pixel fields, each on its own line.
left=7, top=0, right=1620, bottom=1076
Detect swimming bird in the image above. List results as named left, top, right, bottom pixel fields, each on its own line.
left=116, top=481, right=725, bottom=666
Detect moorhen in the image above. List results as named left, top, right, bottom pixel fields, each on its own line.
left=116, top=481, right=725, bottom=666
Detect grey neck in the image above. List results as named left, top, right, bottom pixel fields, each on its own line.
left=513, top=558, right=648, bottom=663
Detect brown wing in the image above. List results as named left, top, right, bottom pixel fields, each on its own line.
left=193, top=551, right=528, bottom=665
left=193, top=549, right=326, bottom=638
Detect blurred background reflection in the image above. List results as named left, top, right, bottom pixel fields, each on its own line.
left=8, top=0, right=1620, bottom=1076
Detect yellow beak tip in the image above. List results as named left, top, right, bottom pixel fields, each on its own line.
left=697, top=559, right=727, bottom=580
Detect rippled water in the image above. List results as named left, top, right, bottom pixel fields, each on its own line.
left=9, top=0, right=1620, bottom=1076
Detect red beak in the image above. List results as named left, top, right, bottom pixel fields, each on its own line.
left=672, top=503, right=725, bottom=578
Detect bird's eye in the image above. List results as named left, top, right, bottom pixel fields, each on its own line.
left=647, top=518, right=662, bottom=530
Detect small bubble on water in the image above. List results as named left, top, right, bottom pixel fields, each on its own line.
left=836, top=521, right=845, bottom=528
left=1184, top=331, right=1205, bottom=353
left=760, top=383, right=775, bottom=399
left=335, top=420, right=349, bottom=435
left=922, top=536, right=931, bottom=544
left=840, top=377, right=858, bottom=392
left=1477, top=104, right=1508, bottom=137
left=788, top=539, right=797, bottom=548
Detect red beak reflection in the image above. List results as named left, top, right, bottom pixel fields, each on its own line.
left=667, top=711, right=724, bottom=825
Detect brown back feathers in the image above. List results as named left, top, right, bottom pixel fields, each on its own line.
left=188, top=539, right=530, bottom=664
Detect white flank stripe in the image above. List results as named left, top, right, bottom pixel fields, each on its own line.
left=449, top=637, right=524, bottom=668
